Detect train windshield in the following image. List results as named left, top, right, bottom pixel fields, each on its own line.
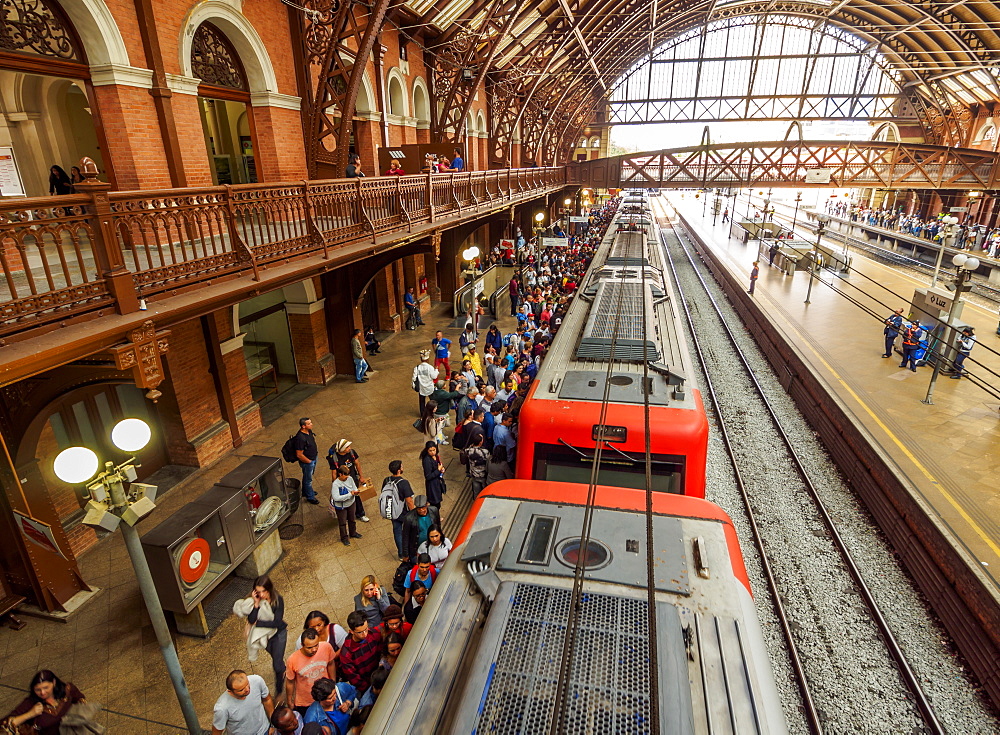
left=533, top=443, right=684, bottom=493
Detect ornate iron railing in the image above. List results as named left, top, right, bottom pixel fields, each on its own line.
left=0, top=167, right=565, bottom=340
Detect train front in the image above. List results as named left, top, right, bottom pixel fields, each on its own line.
left=365, top=480, right=788, bottom=734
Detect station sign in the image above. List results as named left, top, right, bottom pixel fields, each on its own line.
left=569, top=216, right=589, bottom=223
left=542, top=237, right=570, bottom=248
left=804, top=168, right=832, bottom=184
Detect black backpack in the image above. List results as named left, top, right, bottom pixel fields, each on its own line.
left=392, top=560, right=412, bottom=597
left=280, top=435, right=298, bottom=463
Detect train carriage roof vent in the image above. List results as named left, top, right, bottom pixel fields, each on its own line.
left=576, top=281, right=660, bottom=362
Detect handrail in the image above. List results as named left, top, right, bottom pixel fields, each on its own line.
left=0, top=167, right=568, bottom=341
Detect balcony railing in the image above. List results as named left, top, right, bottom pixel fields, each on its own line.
left=0, top=167, right=565, bottom=341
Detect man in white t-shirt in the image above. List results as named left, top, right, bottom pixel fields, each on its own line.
left=212, top=670, right=273, bottom=735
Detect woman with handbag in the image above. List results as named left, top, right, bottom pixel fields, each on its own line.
left=419, top=400, right=439, bottom=444
left=232, top=574, right=288, bottom=694
left=330, top=464, right=364, bottom=547
left=1, top=670, right=90, bottom=735
left=419, top=441, right=446, bottom=510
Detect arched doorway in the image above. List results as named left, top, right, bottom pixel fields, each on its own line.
left=191, top=22, right=259, bottom=185
left=0, top=0, right=112, bottom=196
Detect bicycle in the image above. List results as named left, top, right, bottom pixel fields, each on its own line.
left=405, top=304, right=421, bottom=330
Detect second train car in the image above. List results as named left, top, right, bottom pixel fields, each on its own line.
left=516, top=206, right=709, bottom=496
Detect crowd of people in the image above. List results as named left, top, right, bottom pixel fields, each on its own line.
left=0, top=198, right=620, bottom=735
left=826, top=200, right=1000, bottom=258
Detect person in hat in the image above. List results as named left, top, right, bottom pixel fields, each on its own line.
left=401, top=495, right=441, bottom=561
left=950, top=327, right=976, bottom=378
left=412, top=350, right=439, bottom=414
left=466, top=341, right=484, bottom=379
left=328, top=439, right=370, bottom=523
left=374, top=604, right=412, bottom=642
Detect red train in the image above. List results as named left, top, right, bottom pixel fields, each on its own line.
left=364, top=480, right=787, bottom=733
left=517, top=211, right=709, bottom=496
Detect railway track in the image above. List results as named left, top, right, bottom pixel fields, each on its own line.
left=655, top=204, right=998, bottom=733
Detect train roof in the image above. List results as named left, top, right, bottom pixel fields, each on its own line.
left=366, top=482, right=786, bottom=734
left=531, top=211, right=698, bottom=410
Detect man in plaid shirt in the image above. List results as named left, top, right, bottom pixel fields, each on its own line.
left=339, top=611, right=383, bottom=690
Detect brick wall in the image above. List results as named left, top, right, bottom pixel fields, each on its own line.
left=92, top=85, right=171, bottom=191
left=161, top=319, right=231, bottom=466
left=252, top=106, right=308, bottom=181
left=287, top=307, right=335, bottom=384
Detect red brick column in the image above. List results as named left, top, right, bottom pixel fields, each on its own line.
left=214, top=312, right=264, bottom=442
left=250, top=104, right=309, bottom=181
left=159, top=319, right=232, bottom=466
left=90, top=84, right=172, bottom=190
left=285, top=299, right=336, bottom=384
left=373, top=267, right=402, bottom=331
left=423, top=252, right=440, bottom=301
left=323, top=267, right=364, bottom=376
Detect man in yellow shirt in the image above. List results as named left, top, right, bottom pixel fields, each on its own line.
left=467, top=342, right=484, bottom=379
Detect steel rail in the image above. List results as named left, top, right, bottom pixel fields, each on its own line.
left=658, top=222, right=824, bottom=735
left=662, top=206, right=946, bottom=735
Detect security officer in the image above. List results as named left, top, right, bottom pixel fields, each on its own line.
left=899, top=320, right=922, bottom=372
left=950, top=327, right=976, bottom=378
left=882, top=308, right=904, bottom=358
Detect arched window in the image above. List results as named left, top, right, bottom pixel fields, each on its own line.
left=191, top=22, right=248, bottom=91
left=591, top=137, right=601, bottom=148
left=980, top=124, right=996, bottom=142
left=388, top=76, right=405, bottom=116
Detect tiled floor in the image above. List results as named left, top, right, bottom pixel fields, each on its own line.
left=669, top=196, right=1000, bottom=582
left=0, top=303, right=501, bottom=733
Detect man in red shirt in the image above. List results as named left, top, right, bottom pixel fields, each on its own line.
left=284, top=629, right=336, bottom=715
left=339, top=611, right=382, bottom=690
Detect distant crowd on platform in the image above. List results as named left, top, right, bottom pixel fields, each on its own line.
left=826, top=200, right=1000, bottom=258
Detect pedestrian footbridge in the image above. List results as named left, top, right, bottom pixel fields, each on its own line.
left=573, top=140, right=1000, bottom=191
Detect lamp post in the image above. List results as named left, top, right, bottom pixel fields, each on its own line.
left=52, top=420, right=203, bottom=735
left=763, top=188, right=773, bottom=221
left=713, top=191, right=722, bottom=226
left=931, top=215, right=959, bottom=287
left=463, top=245, right=483, bottom=335
left=791, top=191, right=802, bottom=233
left=923, top=253, right=980, bottom=405
left=805, top=214, right=829, bottom=304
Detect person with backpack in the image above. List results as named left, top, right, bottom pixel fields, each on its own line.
left=463, top=433, right=490, bottom=497
left=379, top=460, right=415, bottom=561
left=283, top=417, right=320, bottom=505
left=403, top=554, right=438, bottom=604
left=411, top=350, right=438, bottom=415
left=401, top=495, right=441, bottom=561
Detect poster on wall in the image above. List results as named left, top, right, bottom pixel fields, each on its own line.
left=13, top=511, right=68, bottom=560
left=0, top=147, right=25, bottom=197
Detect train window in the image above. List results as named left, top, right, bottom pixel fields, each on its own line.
left=518, top=515, right=559, bottom=565
left=556, top=538, right=611, bottom=570
left=533, top=443, right=685, bottom=493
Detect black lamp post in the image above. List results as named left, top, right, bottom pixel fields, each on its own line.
left=923, top=253, right=979, bottom=405
left=805, top=214, right=829, bottom=304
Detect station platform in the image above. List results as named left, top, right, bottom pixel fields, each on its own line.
left=665, top=195, right=1000, bottom=589
left=0, top=302, right=495, bottom=732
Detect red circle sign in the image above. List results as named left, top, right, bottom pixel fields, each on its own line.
left=176, top=537, right=210, bottom=585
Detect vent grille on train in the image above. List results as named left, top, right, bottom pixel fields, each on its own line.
left=576, top=281, right=660, bottom=362
left=473, top=584, right=654, bottom=734
left=609, top=231, right=649, bottom=266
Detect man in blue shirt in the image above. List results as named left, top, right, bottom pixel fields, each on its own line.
left=303, top=678, right=355, bottom=735
left=492, top=413, right=516, bottom=459
left=432, top=330, right=452, bottom=374
left=449, top=148, right=464, bottom=171
left=403, top=287, right=425, bottom=327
